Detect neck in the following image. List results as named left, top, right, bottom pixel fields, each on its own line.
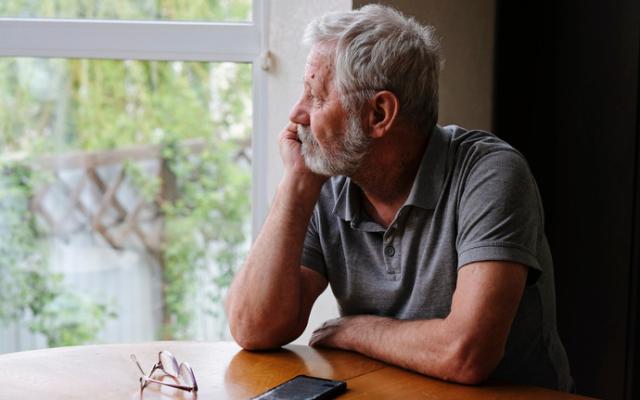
left=351, top=129, right=428, bottom=227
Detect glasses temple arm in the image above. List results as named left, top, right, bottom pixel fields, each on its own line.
left=130, top=354, right=161, bottom=378
left=130, top=354, right=147, bottom=376
left=140, top=375, right=196, bottom=392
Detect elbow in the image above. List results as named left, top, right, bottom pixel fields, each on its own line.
left=232, top=333, right=282, bottom=351
left=443, top=338, right=504, bottom=385
left=448, top=363, right=493, bottom=386
left=228, top=321, right=282, bottom=351
left=227, top=308, right=299, bottom=351
left=227, top=313, right=278, bottom=351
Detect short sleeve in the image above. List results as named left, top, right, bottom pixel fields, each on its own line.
left=456, top=150, right=543, bottom=282
left=301, top=207, right=328, bottom=278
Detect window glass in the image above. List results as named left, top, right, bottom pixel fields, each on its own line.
left=0, top=0, right=252, bottom=22
left=0, top=58, right=252, bottom=351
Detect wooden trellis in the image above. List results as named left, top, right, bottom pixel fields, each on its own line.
left=25, top=142, right=205, bottom=258
left=24, top=138, right=250, bottom=258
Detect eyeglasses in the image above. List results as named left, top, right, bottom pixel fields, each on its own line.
left=130, top=350, right=198, bottom=393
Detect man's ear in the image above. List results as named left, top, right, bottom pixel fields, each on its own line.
left=365, top=90, right=399, bottom=139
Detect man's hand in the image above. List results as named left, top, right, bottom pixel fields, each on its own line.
left=279, top=123, right=318, bottom=175
left=278, top=122, right=327, bottom=198
left=279, top=122, right=306, bottom=172
left=309, top=316, right=361, bottom=350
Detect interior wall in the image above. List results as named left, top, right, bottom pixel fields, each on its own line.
left=353, top=0, right=496, bottom=131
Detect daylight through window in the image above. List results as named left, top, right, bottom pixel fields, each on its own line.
left=0, top=0, right=264, bottom=352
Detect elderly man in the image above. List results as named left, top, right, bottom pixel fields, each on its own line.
left=225, top=4, right=573, bottom=391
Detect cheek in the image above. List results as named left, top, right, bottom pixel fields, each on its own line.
left=311, top=112, right=343, bottom=143
left=310, top=129, right=329, bottom=151
left=308, top=117, right=329, bottom=147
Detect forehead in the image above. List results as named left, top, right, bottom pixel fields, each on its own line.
left=304, top=44, right=335, bottom=89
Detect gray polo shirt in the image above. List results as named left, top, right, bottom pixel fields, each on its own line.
left=301, top=125, right=573, bottom=391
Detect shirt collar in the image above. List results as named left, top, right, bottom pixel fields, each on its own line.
left=332, top=125, right=451, bottom=222
left=333, top=177, right=360, bottom=222
left=404, top=125, right=450, bottom=210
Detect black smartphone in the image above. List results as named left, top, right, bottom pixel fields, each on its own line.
left=250, top=375, right=347, bottom=400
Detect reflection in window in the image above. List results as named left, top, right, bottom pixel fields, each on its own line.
left=0, top=58, right=252, bottom=351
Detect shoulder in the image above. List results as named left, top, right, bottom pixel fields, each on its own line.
left=444, top=125, right=522, bottom=160
left=442, top=125, right=532, bottom=176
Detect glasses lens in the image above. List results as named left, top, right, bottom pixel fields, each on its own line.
left=178, top=363, right=196, bottom=388
left=159, top=351, right=180, bottom=377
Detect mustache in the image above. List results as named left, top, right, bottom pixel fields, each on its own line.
left=297, top=124, right=316, bottom=146
left=297, top=124, right=309, bottom=141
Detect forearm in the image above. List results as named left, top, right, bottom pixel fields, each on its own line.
left=318, top=315, right=502, bottom=384
left=226, top=174, right=323, bottom=349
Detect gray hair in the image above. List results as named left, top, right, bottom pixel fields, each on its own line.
left=303, top=4, right=441, bottom=134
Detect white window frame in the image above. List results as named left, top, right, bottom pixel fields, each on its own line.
left=0, top=0, right=269, bottom=238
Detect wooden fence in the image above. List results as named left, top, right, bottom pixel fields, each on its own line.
left=0, top=140, right=240, bottom=353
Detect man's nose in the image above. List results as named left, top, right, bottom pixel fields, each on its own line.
left=289, top=98, right=310, bottom=126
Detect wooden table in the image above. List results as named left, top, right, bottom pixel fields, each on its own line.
left=0, top=341, right=594, bottom=399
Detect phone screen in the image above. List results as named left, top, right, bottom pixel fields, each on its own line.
left=250, top=375, right=347, bottom=400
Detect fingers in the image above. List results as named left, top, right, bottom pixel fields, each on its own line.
left=309, top=329, right=329, bottom=347
left=319, top=318, right=342, bottom=329
left=309, top=318, right=345, bottom=347
left=309, top=324, right=329, bottom=347
left=281, top=122, right=300, bottom=141
left=309, top=332, right=320, bottom=347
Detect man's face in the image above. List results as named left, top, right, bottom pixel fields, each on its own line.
left=289, top=44, right=370, bottom=176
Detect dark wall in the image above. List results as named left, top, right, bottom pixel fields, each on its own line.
left=493, top=1, right=640, bottom=399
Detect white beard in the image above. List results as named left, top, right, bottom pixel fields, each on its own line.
left=297, top=114, right=371, bottom=176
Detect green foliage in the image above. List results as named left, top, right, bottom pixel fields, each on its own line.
left=160, top=139, right=250, bottom=338
left=0, top=162, right=115, bottom=346
left=0, top=163, right=49, bottom=321
left=0, top=0, right=253, bottom=347
left=29, top=289, right=117, bottom=348
left=123, top=161, right=161, bottom=203
left=0, top=0, right=251, bottom=21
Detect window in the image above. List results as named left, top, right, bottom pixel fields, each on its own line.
left=0, top=1, right=252, bottom=21
left=0, top=0, right=268, bottom=351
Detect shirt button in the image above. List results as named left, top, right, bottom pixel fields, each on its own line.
left=384, top=245, right=395, bottom=257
